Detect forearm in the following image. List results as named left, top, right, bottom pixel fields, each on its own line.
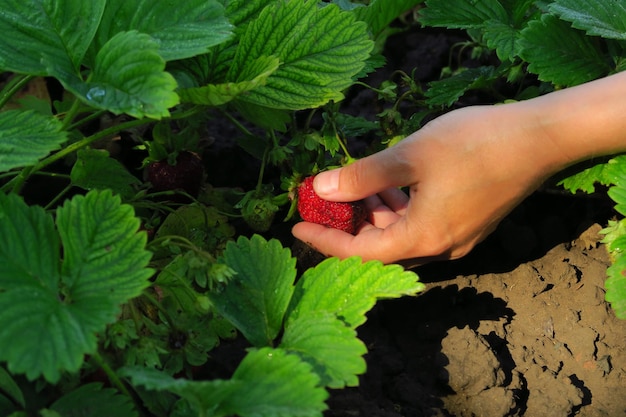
left=521, top=71, right=626, bottom=171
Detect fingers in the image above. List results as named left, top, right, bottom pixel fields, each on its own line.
left=314, top=142, right=417, bottom=202
left=364, top=188, right=409, bottom=228
left=291, top=221, right=408, bottom=263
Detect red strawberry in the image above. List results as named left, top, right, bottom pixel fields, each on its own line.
left=297, top=175, right=367, bottom=234
left=147, top=151, right=204, bottom=197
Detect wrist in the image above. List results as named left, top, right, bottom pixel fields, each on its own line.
left=522, top=72, right=626, bottom=170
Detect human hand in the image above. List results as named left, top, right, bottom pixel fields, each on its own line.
left=292, top=103, right=566, bottom=264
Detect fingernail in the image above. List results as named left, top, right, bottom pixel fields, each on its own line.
left=315, top=170, right=339, bottom=196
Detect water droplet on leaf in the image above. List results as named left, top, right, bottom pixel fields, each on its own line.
left=86, top=87, right=106, bottom=103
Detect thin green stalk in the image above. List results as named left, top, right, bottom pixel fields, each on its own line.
left=219, top=108, right=254, bottom=136
left=9, top=117, right=149, bottom=193
left=90, top=351, right=132, bottom=398
left=43, top=183, right=73, bottom=210
left=9, top=105, right=201, bottom=193
left=60, top=96, right=83, bottom=131
left=0, top=74, right=34, bottom=109
left=67, top=109, right=107, bottom=131
left=255, top=137, right=272, bottom=194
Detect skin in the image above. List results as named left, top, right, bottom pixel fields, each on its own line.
left=292, top=71, right=626, bottom=264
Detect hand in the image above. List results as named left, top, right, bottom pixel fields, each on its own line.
left=292, top=103, right=566, bottom=264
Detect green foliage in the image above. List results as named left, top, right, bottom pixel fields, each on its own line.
left=211, top=236, right=297, bottom=346
left=0, top=190, right=152, bottom=383
left=0, top=110, right=68, bottom=172
left=48, top=383, right=138, bottom=417
left=71, top=149, right=142, bottom=198
left=122, top=347, right=328, bottom=417
left=123, top=235, right=424, bottom=415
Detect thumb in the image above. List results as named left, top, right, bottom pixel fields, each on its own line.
left=314, top=145, right=414, bottom=202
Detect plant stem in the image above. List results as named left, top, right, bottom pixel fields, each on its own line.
left=60, top=96, right=83, bottom=131
left=0, top=74, right=34, bottom=109
left=91, top=351, right=132, bottom=397
left=220, top=109, right=254, bottom=137
left=256, top=137, right=272, bottom=194
left=43, top=183, right=73, bottom=210
left=91, top=352, right=150, bottom=417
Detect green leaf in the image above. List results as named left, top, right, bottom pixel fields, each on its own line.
left=0, top=0, right=105, bottom=75
left=288, top=257, right=424, bottom=329
left=0, top=110, right=68, bottom=173
left=227, top=348, right=327, bottom=417
left=483, top=20, right=522, bottom=62
left=178, top=56, right=280, bottom=106
left=425, top=66, right=498, bottom=107
left=230, top=0, right=373, bottom=110
left=154, top=204, right=234, bottom=254
left=0, top=190, right=153, bottom=382
left=420, top=0, right=538, bottom=62
left=606, top=258, right=626, bottom=319
left=71, top=149, right=141, bottom=198
left=519, top=14, right=611, bottom=86
left=280, top=312, right=367, bottom=388
left=91, top=0, right=233, bottom=62
left=549, top=0, right=626, bottom=40
left=419, top=0, right=509, bottom=29
left=558, top=155, right=626, bottom=193
left=50, top=383, right=138, bottom=417
left=55, top=31, right=179, bottom=119
left=353, top=0, right=424, bottom=38
left=211, top=235, right=297, bottom=346
left=0, top=367, right=24, bottom=409
left=122, top=347, right=327, bottom=417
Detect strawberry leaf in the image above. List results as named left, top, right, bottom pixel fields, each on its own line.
left=211, top=235, right=297, bottom=347
left=50, top=383, right=137, bottom=417
left=90, top=0, right=233, bottom=63
left=0, top=110, right=68, bottom=172
left=425, top=66, right=498, bottom=107
left=420, top=0, right=536, bottom=62
left=122, top=347, right=327, bottom=417
left=280, top=312, right=367, bottom=389
left=66, top=31, right=179, bottom=119
left=549, top=0, right=626, bottom=40
left=287, top=257, right=425, bottom=330
left=0, top=190, right=152, bottom=383
left=519, top=14, right=612, bottom=86
left=419, top=0, right=509, bottom=29
left=353, top=0, right=424, bottom=38
left=229, top=0, right=373, bottom=110
left=558, top=155, right=626, bottom=194
left=71, top=149, right=141, bottom=199
left=178, top=55, right=280, bottom=105
left=0, top=0, right=105, bottom=75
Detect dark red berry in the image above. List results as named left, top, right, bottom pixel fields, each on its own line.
left=297, top=176, right=367, bottom=234
left=147, top=151, right=204, bottom=197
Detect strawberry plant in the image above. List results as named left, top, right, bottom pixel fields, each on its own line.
left=414, top=0, right=626, bottom=319
left=0, top=0, right=426, bottom=415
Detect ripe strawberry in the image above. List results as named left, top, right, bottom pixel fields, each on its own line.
left=297, top=175, right=367, bottom=234
left=147, top=151, right=204, bottom=197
